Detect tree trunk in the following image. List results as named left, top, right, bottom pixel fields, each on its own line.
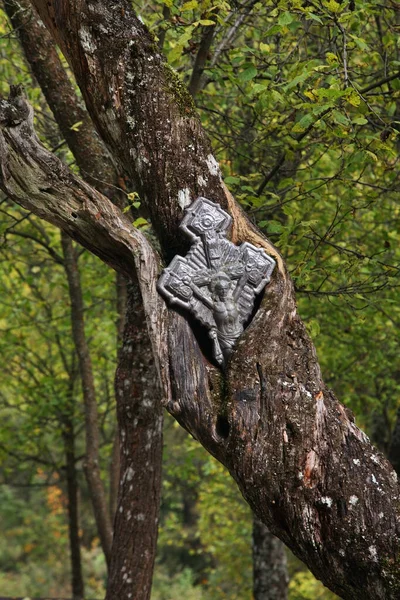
left=253, top=516, right=288, bottom=600
left=2, top=2, right=400, bottom=595
left=106, top=282, right=163, bottom=600
left=63, top=412, right=85, bottom=600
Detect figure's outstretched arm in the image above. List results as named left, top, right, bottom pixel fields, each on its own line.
left=233, top=272, right=248, bottom=302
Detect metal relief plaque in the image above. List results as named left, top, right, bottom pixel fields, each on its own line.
left=157, top=197, right=276, bottom=366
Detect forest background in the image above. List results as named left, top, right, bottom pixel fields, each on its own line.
left=0, top=0, right=399, bottom=598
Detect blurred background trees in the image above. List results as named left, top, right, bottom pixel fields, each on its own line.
left=0, top=0, right=399, bottom=598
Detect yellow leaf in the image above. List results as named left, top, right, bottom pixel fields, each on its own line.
left=326, top=52, right=338, bottom=65
left=324, top=0, right=341, bottom=13
left=182, top=0, right=198, bottom=10
left=260, top=43, right=271, bottom=53
left=304, top=90, right=317, bottom=101
left=70, top=120, right=83, bottom=131
left=347, top=90, right=361, bottom=107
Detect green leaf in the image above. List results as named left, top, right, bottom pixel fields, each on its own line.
left=278, top=12, right=293, bottom=26
left=346, top=90, right=361, bottom=107
left=306, top=11, right=323, bottom=24
left=238, top=65, right=257, bottom=82
left=259, top=43, right=271, bottom=53
left=267, top=220, right=284, bottom=233
left=133, top=217, right=149, bottom=228
left=332, top=110, right=350, bottom=126
left=326, top=52, right=338, bottom=65
left=265, top=24, right=282, bottom=36
left=306, top=319, right=320, bottom=338
left=292, top=113, right=314, bottom=133
left=181, top=0, right=198, bottom=10
left=323, top=0, right=341, bottom=13
left=224, top=176, right=240, bottom=184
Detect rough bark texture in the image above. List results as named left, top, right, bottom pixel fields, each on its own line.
left=61, top=232, right=113, bottom=565
left=107, top=283, right=163, bottom=600
left=109, top=427, right=120, bottom=525
left=253, top=516, right=289, bottom=600
left=109, top=272, right=126, bottom=523
left=2, top=2, right=400, bottom=597
left=2, top=0, right=118, bottom=197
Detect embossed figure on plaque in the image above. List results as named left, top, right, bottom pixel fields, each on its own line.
left=157, top=197, right=276, bottom=366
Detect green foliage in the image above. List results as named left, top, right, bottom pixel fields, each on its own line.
left=152, top=567, right=205, bottom=599
left=289, top=570, right=338, bottom=599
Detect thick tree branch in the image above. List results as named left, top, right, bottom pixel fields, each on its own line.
left=0, top=87, right=168, bottom=397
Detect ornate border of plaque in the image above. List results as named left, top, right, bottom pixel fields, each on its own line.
left=157, top=197, right=276, bottom=367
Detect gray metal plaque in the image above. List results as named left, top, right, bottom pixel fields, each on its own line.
left=157, top=197, right=276, bottom=366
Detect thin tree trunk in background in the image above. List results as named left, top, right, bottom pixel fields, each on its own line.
left=61, top=233, right=113, bottom=565
left=253, top=516, right=289, bottom=600
left=106, top=283, right=163, bottom=600
left=63, top=412, right=85, bottom=600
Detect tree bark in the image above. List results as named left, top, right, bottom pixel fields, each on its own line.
left=188, top=24, right=216, bottom=98
left=253, top=516, right=288, bottom=600
left=2, top=3, right=400, bottom=596
left=106, top=283, right=163, bottom=600
left=109, top=427, right=120, bottom=525
left=2, top=0, right=118, bottom=198
left=109, top=272, right=127, bottom=524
